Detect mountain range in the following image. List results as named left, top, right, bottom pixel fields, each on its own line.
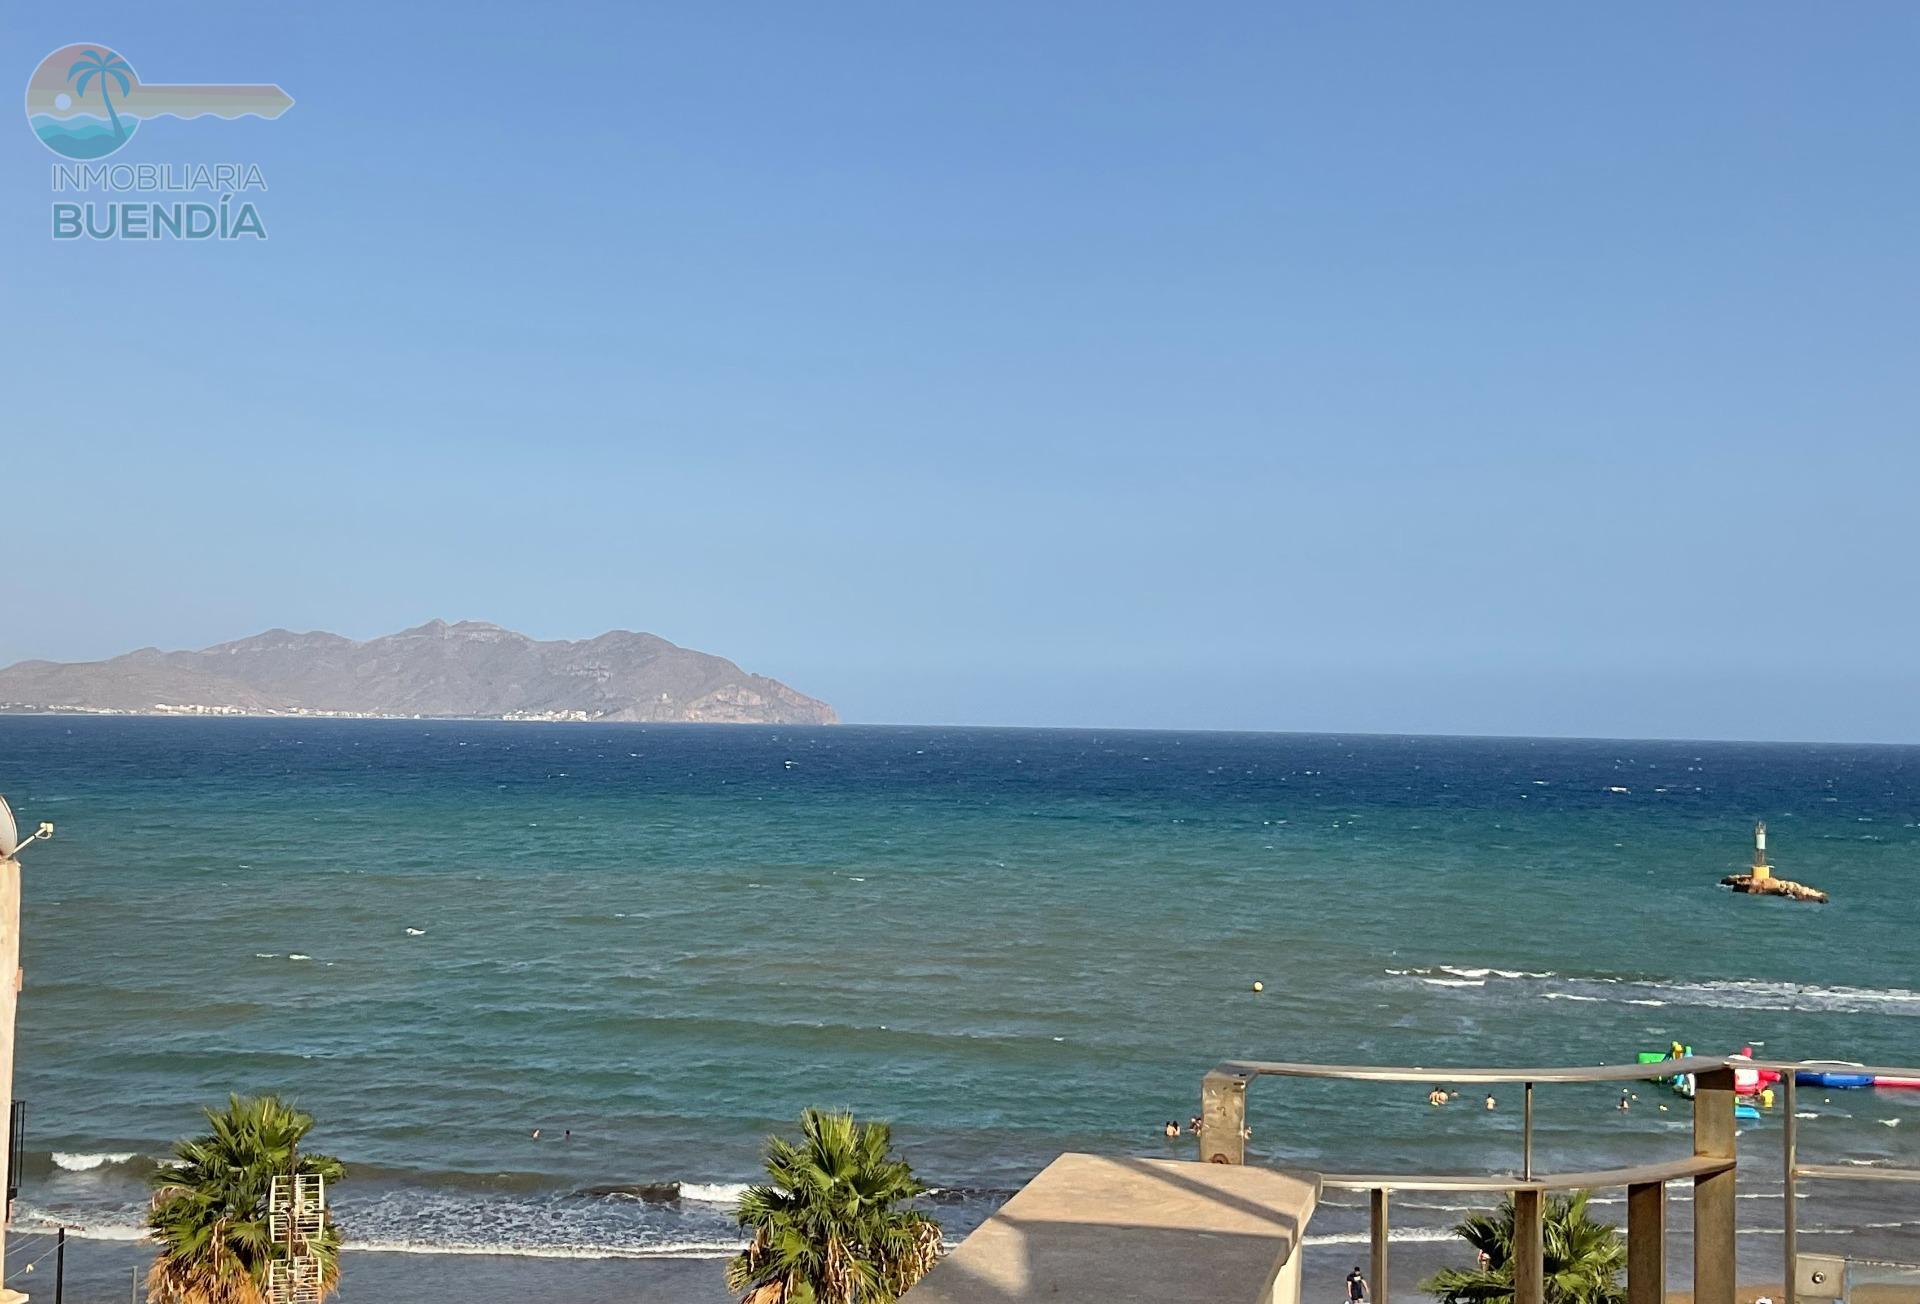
left=0, top=621, right=837, bottom=725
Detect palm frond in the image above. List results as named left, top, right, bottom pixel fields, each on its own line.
left=1421, top=1190, right=1624, bottom=1304
left=145, top=1095, right=345, bottom=1304
left=728, top=1110, right=942, bottom=1304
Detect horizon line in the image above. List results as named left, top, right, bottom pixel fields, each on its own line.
left=2, top=709, right=1913, bottom=750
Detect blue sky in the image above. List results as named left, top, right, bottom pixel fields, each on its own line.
left=3, top=4, right=1916, bottom=739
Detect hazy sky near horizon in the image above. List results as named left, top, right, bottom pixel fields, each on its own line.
left=4, top=4, right=1917, bottom=740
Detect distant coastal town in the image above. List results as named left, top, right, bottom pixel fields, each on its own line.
left=0, top=620, right=838, bottom=726
left=0, top=702, right=607, bottom=722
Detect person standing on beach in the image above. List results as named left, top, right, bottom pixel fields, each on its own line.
left=1347, top=1266, right=1369, bottom=1302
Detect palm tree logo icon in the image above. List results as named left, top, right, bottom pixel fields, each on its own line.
left=66, top=48, right=134, bottom=149
left=24, top=42, right=293, bottom=160
left=26, top=42, right=143, bottom=159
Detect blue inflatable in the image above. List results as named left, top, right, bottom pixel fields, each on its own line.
left=1796, top=1070, right=1873, bottom=1089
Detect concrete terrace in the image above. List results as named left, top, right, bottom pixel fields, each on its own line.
left=909, top=1154, right=1317, bottom=1304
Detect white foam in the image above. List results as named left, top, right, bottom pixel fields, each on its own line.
left=346, top=1237, right=744, bottom=1260
left=33, top=1220, right=147, bottom=1241
left=1639, top=978, right=1920, bottom=1015
left=1421, top=978, right=1485, bottom=988
left=1309, top=1228, right=1460, bottom=1246
left=679, top=1182, right=750, bottom=1205
left=24, top=1217, right=748, bottom=1259
left=51, top=1152, right=135, bottom=1172
left=1401, top=966, right=1920, bottom=1018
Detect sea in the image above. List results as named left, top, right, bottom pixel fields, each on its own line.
left=2, top=718, right=1915, bottom=1298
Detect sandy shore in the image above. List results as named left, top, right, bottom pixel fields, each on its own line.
left=1666, top=1290, right=1920, bottom=1298
left=48, top=1237, right=736, bottom=1304
left=49, top=1236, right=1920, bottom=1304
left=1667, top=1290, right=1920, bottom=1304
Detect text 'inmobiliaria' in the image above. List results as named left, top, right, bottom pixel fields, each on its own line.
left=50, top=162, right=268, bottom=240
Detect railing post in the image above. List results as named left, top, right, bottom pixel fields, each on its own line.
left=1783, top=1074, right=1798, bottom=1304
left=1627, top=1181, right=1665, bottom=1304
left=1200, top=1067, right=1250, bottom=1165
left=1513, top=1187, right=1545, bottom=1304
left=1523, top=1081, right=1534, bottom=1180
left=1370, top=1188, right=1390, bottom=1304
left=1693, top=1066, right=1738, bottom=1304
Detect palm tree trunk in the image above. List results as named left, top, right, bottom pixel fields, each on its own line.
left=102, top=83, right=125, bottom=140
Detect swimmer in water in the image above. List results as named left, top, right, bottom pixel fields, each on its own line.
left=1164, top=1121, right=1179, bottom=1139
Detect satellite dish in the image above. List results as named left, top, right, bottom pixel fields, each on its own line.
left=0, top=796, right=16, bottom=860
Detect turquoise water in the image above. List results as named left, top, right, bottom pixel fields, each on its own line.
left=3, top=718, right=1916, bottom=1276
left=30, top=114, right=136, bottom=160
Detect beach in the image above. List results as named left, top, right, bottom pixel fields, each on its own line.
left=4, top=717, right=1916, bottom=1293
left=39, top=1236, right=735, bottom=1304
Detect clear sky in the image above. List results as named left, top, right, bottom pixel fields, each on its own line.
left=3, top=4, right=1916, bottom=739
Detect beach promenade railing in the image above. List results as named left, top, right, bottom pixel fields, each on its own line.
left=1766, top=1060, right=1920, bottom=1304
left=1199, top=1057, right=1743, bottom=1304
left=1201, top=1056, right=1920, bottom=1304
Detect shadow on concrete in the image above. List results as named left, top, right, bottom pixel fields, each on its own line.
left=907, top=1153, right=1317, bottom=1304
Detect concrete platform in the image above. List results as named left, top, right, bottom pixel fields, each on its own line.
left=907, top=1154, right=1318, bottom=1304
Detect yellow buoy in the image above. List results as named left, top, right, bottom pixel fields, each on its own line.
left=1251, top=981, right=1264, bottom=993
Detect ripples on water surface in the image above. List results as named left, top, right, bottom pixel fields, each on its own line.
left=3, top=718, right=1915, bottom=1264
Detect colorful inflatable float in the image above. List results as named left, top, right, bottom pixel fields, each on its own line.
left=1640, top=1050, right=1914, bottom=1094
left=1639, top=1045, right=1781, bottom=1114
left=1793, top=1062, right=1878, bottom=1089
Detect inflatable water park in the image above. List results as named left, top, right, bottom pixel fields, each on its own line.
left=1640, top=1044, right=1918, bottom=1120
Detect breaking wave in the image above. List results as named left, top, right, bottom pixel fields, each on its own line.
left=51, top=1152, right=139, bottom=1172
left=1390, top=967, right=1920, bottom=1017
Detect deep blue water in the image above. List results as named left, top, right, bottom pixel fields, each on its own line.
left=1, top=717, right=1915, bottom=1275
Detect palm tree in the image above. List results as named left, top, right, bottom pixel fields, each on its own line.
left=146, top=1095, right=346, bottom=1304
left=1422, top=1191, right=1625, bottom=1304
left=68, top=48, right=134, bottom=142
left=726, top=1109, right=943, bottom=1304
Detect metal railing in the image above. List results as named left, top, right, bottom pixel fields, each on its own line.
left=1200, top=1056, right=1920, bottom=1304
left=1770, top=1062, right=1920, bottom=1304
